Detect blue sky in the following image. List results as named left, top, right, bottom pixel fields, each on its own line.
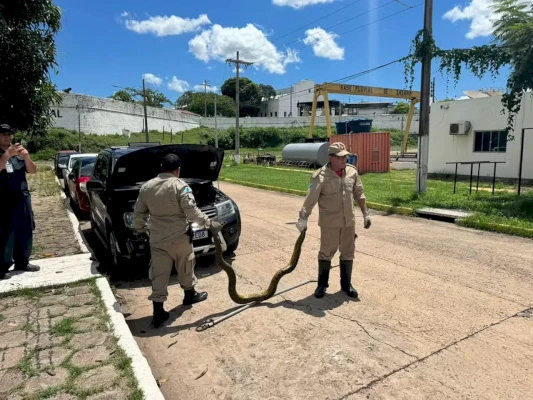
left=51, top=0, right=508, bottom=104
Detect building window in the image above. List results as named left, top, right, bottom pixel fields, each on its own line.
left=474, top=130, right=508, bottom=153
left=284, top=112, right=287, bottom=117
left=275, top=112, right=278, bottom=117
left=270, top=112, right=272, bottom=117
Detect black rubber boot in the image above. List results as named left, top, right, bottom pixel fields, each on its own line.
left=314, top=260, right=331, bottom=298
left=340, top=260, right=358, bottom=298
left=152, top=301, right=170, bottom=328
left=183, top=289, right=208, bottom=305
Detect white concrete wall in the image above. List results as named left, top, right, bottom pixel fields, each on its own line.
left=51, top=93, right=200, bottom=135
left=200, top=114, right=420, bottom=132
left=428, top=94, right=533, bottom=180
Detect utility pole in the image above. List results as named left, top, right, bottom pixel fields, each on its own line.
left=142, top=78, right=149, bottom=142
left=226, top=51, right=253, bottom=164
left=214, top=90, right=218, bottom=148
left=203, top=79, right=210, bottom=117
left=290, top=84, right=293, bottom=117
left=431, top=77, right=436, bottom=103
left=416, top=0, right=433, bottom=194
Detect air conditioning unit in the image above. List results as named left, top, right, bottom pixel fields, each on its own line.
left=449, top=121, right=471, bottom=135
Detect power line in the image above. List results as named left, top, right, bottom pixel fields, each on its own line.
left=238, top=0, right=366, bottom=58
left=249, top=2, right=423, bottom=66
left=236, top=57, right=406, bottom=109
left=245, top=0, right=397, bottom=62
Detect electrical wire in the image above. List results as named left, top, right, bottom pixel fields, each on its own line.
left=238, top=0, right=366, bottom=59
left=248, top=2, right=423, bottom=66
left=245, top=0, right=397, bottom=62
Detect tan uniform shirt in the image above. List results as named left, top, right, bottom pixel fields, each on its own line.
left=132, top=173, right=210, bottom=244
left=299, top=164, right=365, bottom=228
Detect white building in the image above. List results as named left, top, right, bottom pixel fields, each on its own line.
left=428, top=92, right=533, bottom=181
left=259, top=79, right=340, bottom=117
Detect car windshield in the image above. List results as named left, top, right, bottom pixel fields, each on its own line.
left=80, top=159, right=96, bottom=176
left=59, top=155, right=71, bottom=164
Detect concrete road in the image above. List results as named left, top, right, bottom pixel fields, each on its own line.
left=113, top=182, right=533, bottom=400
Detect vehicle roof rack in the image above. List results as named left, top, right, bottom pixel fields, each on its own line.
left=128, top=142, right=161, bottom=148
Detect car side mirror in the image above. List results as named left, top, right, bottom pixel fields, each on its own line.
left=68, top=172, right=76, bottom=180
left=58, top=164, right=66, bottom=169
left=86, top=179, right=105, bottom=192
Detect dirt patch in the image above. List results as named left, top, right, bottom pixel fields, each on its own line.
left=26, top=163, right=82, bottom=260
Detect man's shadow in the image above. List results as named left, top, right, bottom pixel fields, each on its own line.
left=126, top=265, right=361, bottom=338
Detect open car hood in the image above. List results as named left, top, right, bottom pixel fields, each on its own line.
left=112, top=144, right=224, bottom=187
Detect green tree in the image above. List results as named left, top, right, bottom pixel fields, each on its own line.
left=221, top=77, right=261, bottom=117
left=109, top=90, right=133, bottom=103
left=259, top=84, right=277, bottom=100
left=404, top=0, right=532, bottom=136
left=176, top=91, right=236, bottom=117
left=0, top=1, right=62, bottom=135
left=391, top=102, right=410, bottom=114
left=124, top=87, right=172, bottom=108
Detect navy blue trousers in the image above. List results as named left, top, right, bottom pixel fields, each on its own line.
left=1, top=194, right=34, bottom=273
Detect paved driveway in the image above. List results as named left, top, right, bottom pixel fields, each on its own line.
left=113, top=182, right=533, bottom=400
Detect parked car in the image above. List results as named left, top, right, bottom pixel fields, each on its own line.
left=86, top=143, right=241, bottom=270
left=54, top=150, right=78, bottom=179
left=62, top=153, right=98, bottom=190
left=66, top=155, right=97, bottom=214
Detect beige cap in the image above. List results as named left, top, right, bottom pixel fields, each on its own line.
left=328, top=142, right=350, bottom=157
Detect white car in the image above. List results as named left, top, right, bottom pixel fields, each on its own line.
left=61, top=153, right=98, bottom=190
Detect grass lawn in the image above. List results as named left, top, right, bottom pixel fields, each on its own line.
left=219, top=164, right=533, bottom=235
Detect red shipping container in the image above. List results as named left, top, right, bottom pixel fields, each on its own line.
left=329, top=132, right=390, bottom=174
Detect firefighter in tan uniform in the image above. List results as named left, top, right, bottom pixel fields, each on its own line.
left=132, top=154, right=223, bottom=328
left=296, top=142, right=371, bottom=299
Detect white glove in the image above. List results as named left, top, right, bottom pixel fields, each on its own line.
left=362, top=208, right=371, bottom=229
left=296, top=218, right=307, bottom=232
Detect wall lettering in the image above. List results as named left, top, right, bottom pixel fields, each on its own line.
left=51, top=109, right=62, bottom=118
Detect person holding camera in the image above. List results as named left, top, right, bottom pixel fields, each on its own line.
left=0, top=123, right=39, bottom=280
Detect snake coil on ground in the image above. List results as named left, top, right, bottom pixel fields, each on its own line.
left=212, top=229, right=307, bottom=304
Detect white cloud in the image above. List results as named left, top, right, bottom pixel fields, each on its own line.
left=188, top=23, right=301, bottom=74
left=121, top=11, right=130, bottom=18
left=273, top=0, right=334, bottom=9
left=303, top=27, right=344, bottom=60
left=443, top=0, right=497, bottom=39
left=193, top=84, right=218, bottom=93
left=142, top=73, right=162, bottom=86
left=124, top=14, right=211, bottom=37
left=167, top=77, right=190, bottom=93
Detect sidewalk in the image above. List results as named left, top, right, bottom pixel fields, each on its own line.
left=0, top=163, right=164, bottom=400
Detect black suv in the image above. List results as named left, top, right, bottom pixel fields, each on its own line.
left=85, top=143, right=241, bottom=269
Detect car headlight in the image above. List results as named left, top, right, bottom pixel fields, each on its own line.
left=123, top=212, right=135, bottom=228
left=215, top=200, right=235, bottom=219
left=79, top=182, right=88, bottom=193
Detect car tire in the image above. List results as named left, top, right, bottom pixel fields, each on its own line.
left=107, top=231, right=125, bottom=278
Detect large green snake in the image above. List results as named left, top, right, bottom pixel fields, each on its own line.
left=212, top=229, right=307, bottom=304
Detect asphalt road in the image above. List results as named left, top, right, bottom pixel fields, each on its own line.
left=86, top=182, right=533, bottom=400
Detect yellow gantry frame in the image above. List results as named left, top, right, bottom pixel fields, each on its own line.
left=309, top=83, right=421, bottom=154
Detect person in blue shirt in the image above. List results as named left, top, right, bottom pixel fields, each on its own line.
left=0, top=123, right=39, bottom=280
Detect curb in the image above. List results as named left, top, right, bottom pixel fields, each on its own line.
left=455, top=219, right=533, bottom=239
left=219, top=178, right=415, bottom=216
left=219, top=178, right=532, bottom=238
left=96, top=277, right=165, bottom=400
left=52, top=168, right=165, bottom=399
